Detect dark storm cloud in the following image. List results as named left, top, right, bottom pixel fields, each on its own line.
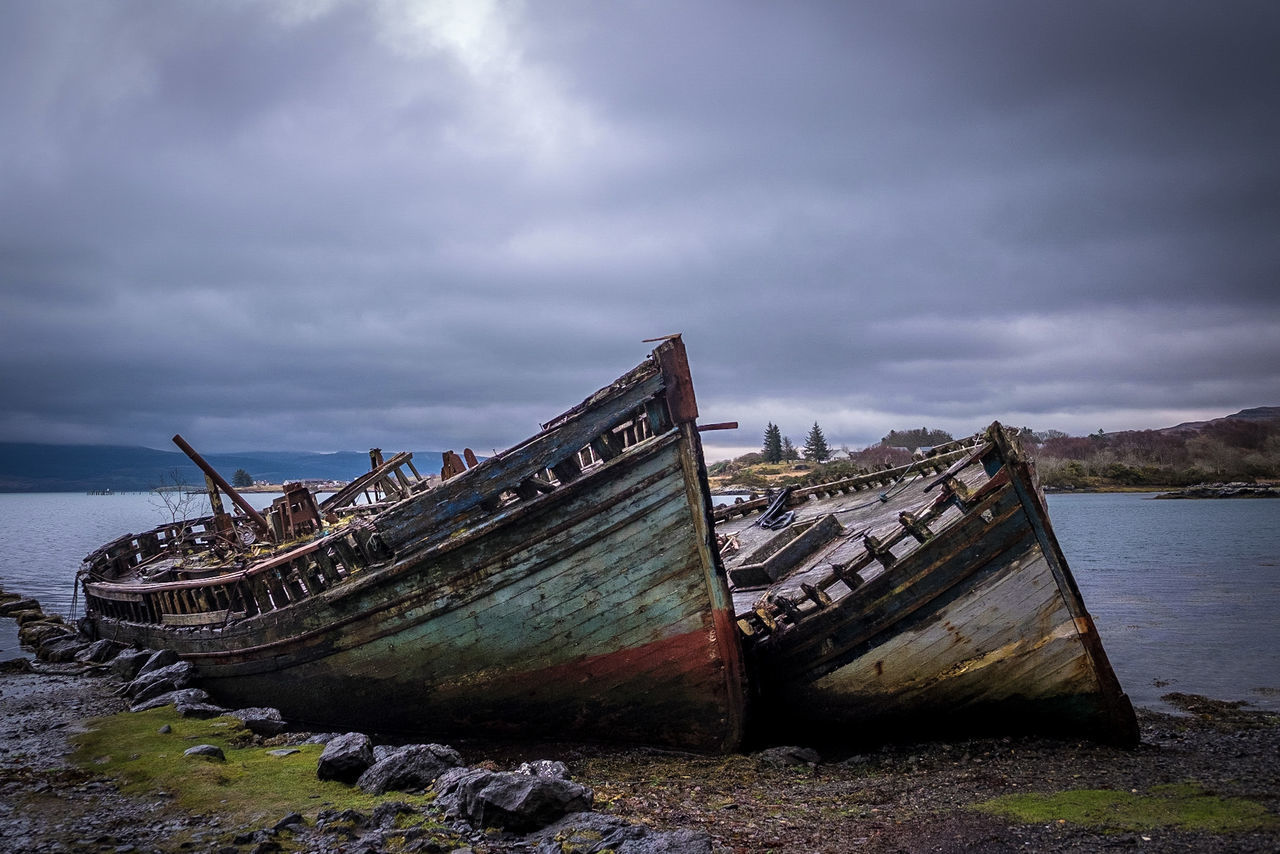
left=1, top=1, right=1277, bottom=460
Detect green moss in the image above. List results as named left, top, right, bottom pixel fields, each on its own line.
left=71, top=707, right=449, bottom=832
left=972, top=782, right=1278, bottom=833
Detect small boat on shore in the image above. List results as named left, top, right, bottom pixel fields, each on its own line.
left=79, top=337, right=1136, bottom=749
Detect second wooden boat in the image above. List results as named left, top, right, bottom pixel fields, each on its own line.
left=715, top=425, right=1138, bottom=745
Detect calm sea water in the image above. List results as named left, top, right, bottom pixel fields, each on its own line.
left=2, top=491, right=1277, bottom=712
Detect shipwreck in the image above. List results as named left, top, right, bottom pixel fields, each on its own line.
left=80, top=336, right=1136, bottom=750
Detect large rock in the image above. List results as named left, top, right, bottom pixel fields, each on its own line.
left=37, top=635, right=91, bottom=663
left=135, top=649, right=179, bottom=675
left=316, top=732, right=373, bottom=783
left=229, top=707, right=287, bottom=736
left=0, top=598, right=40, bottom=617
left=356, top=743, right=463, bottom=794
left=125, top=660, right=195, bottom=702
left=184, top=744, right=226, bottom=761
left=176, top=701, right=229, bottom=719
left=434, top=765, right=594, bottom=833
left=12, top=609, right=47, bottom=625
left=109, top=648, right=152, bottom=680
left=756, top=745, right=821, bottom=767
left=532, top=813, right=713, bottom=854
left=74, top=638, right=122, bottom=664
left=130, top=687, right=213, bottom=712
left=17, top=620, right=72, bottom=647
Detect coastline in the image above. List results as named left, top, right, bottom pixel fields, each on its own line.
left=2, top=656, right=1277, bottom=853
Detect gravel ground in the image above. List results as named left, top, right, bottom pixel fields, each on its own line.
left=1, top=664, right=1277, bottom=853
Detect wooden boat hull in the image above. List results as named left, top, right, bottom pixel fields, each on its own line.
left=721, top=426, right=1138, bottom=745
left=84, top=339, right=747, bottom=751
left=82, top=338, right=1135, bottom=749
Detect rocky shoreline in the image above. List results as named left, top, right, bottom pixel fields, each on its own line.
left=3, top=588, right=1279, bottom=853
left=1154, top=482, right=1280, bottom=499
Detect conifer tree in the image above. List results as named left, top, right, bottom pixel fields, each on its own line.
left=803, top=422, right=831, bottom=462
left=762, top=422, right=783, bottom=463
left=781, top=436, right=799, bottom=461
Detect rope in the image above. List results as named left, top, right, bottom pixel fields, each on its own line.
left=830, top=458, right=922, bottom=516
left=68, top=568, right=84, bottom=622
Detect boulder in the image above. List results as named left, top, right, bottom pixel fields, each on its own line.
left=130, top=687, right=213, bottom=713
left=0, top=598, right=40, bottom=617
left=176, top=701, right=230, bottom=719
left=184, top=744, right=226, bottom=761
left=229, top=707, right=287, bottom=736
left=371, top=801, right=415, bottom=828
left=532, top=813, right=713, bottom=854
left=125, top=660, right=195, bottom=702
left=756, top=745, right=821, bottom=767
left=135, top=648, right=179, bottom=675
left=315, top=807, right=369, bottom=837
left=316, top=732, right=373, bottom=783
left=38, top=635, right=91, bottom=663
left=12, top=609, right=47, bottom=625
left=17, top=621, right=72, bottom=647
left=109, top=648, right=153, bottom=681
left=356, top=743, right=464, bottom=794
left=434, top=765, right=593, bottom=833
left=74, top=638, right=122, bottom=664
left=0, top=657, right=34, bottom=674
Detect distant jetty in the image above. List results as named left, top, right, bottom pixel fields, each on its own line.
left=1155, top=482, right=1280, bottom=499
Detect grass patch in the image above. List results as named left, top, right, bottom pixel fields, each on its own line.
left=71, top=706, right=444, bottom=829
left=972, top=782, right=1278, bottom=833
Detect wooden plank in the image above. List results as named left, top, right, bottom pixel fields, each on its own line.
left=84, top=585, right=146, bottom=603
left=162, top=609, right=230, bottom=627
left=377, top=371, right=665, bottom=550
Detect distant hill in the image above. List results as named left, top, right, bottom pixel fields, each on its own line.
left=1162, top=406, right=1280, bottom=434
left=0, top=443, right=445, bottom=493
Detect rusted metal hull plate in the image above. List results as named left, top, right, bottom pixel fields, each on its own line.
left=94, top=436, right=746, bottom=751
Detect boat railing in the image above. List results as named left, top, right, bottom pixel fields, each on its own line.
left=730, top=435, right=1007, bottom=639
left=83, top=520, right=389, bottom=627
left=83, top=515, right=229, bottom=579
left=82, top=338, right=690, bottom=627
left=712, top=436, right=985, bottom=523
left=374, top=358, right=676, bottom=553
left=319, top=451, right=427, bottom=513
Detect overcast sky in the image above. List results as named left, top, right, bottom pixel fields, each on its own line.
left=3, top=1, right=1278, bottom=462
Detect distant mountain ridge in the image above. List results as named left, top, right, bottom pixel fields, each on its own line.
left=1162, top=406, right=1280, bottom=433
left=0, top=443, right=443, bottom=493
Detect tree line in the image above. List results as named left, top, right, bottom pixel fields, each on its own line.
left=761, top=422, right=832, bottom=463
left=1030, top=418, right=1280, bottom=488
left=715, top=414, right=1280, bottom=490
